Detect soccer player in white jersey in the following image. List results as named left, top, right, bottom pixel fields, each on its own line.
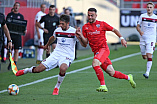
left=16, top=14, right=77, bottom=95
left=34, top=4, right=46, bottom=64
left=136, top=2, right=157, bottom=79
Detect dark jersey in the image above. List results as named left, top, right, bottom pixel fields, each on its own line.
left=39, top=14, right=59, bottom=36
left=0, top=13, right=6, bottom=41
left=6, top=12, right=24, bottom=35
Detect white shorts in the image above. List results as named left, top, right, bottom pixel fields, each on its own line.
left=140, top=41, right=155, bottom=55
left=34, top=29, right=44, bottom=46
left=41, top=51, right=73, bottom=71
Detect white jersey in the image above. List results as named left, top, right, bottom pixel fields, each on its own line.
left=53, top=26, right=76, bottom=59
left=137, top=13, right=157, bottom=42
left=34, top=11, right=46, bottom=45
left=35, top=11, right=46, bottom=27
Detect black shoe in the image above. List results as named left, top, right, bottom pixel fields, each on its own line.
left=143, top=74, right=149, bottom=79
left=8, top=62, right=11, bottom=70
left=1, top=59, right=6, bottom=63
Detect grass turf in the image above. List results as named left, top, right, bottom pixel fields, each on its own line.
left=0, top=45, right=157, bottom=104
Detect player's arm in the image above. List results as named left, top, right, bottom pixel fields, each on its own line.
left=43, top=36, right=56, bottom=50
left=35, top=20, right=40, bottom=39
left=76, top=27, right=88, bottom=47
left=36, top=22, right=48, bottom=33
left=3, top=24, right=12, bottom=49
left=136, top=24, right=144, bottom=36
left=112, top=28, right=127, bottom=48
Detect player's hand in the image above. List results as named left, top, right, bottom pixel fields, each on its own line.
left=43, top=44, right=49, bottom=51
left=140, top=31, right=144, bottom=36
left=8, top=42, right=12, bottom=50
left=75, top=27, right=82, bottom=38
left=121, top=39, right=127, bottom=48
left=43, top=28, right=49, bottom=34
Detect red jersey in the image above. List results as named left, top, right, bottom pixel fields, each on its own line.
left=82, top=20, right=113, bottom=53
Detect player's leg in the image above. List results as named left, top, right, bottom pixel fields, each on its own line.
left=16, top=63, right=47, bottom=76
left=93, top=48, right=110, bottom=92
left=101, top=60, right=136, bottom=88
left=143, top=42, right=155, bottom=78
left=36, top=41, right=44, bottom=64
left=53, top=57, right=71, bottom=95
left=16, top=52, right=58, bottom=76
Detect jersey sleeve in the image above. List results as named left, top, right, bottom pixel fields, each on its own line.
left=39, top=16, right=45, bottom=23
left=35, top=13, right=40, bottom=22
left=82, top=25, right=87, bottom=38
left=103, top=22, right=113, bottom=31
left=1, top=14, right=6, bottom=26
left=137, top=14, right=142, bottom=25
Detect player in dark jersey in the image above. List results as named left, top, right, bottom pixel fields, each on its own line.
left=6, top=2, right=26, bottom=70
left=0, top=13, right=12, bottom=61
left=36, top=5, right=59, bottom=58
left=76, top=8, right=136, bottom=92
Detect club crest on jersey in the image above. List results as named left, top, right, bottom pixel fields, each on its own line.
left=68, top=34, right=72, bottom=37
left=53, top=22, right=56, bottom=26
left=17, top=16, right=20, bottom=19
left=96, top=52, right=99, bottom=55
left=61, top=38, right=66, bottom=42
left=96, top=24, right=100, bottom=28
left=152, top=20, right=156, bottom=23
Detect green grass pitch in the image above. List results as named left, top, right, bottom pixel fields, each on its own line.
left=0, top=45, right=157, bottom=104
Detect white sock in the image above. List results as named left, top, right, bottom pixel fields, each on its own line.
left=128, top=76, right=130, bottom=80
left=23, top=66, right=35, bottom=74
left=146, top=61, right=152, bottom=76
left=37, top=48, right=44, bottom=61
left=4, top=48, right=7, bottom=58
left=12, top=49, right=14, bottom=58
left=39, top=49, right=44, bottom=60
left=55, top=75, right=65, bottom=89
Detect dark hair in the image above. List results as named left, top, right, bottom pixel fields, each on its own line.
left=40, top=3, right=46, bottom=8
left=88, top=8, right=97, bottom=13
left=14, top=2, right=20, bottom=7
left=49, top=5, right=55, bottom=8
left=60, top=14, right=70, bottom=23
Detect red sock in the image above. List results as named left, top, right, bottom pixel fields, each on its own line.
left=93, top=66, right=105, bottom=85
left=113, top=71, right=128, bottom=80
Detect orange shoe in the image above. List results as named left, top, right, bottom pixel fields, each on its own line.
left=52, top=88, right=59, bottom=95
left=16, top=70, right=24, bottom=76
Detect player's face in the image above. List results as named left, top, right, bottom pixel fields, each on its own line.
left=88, top=11, right=97, bottom=23
left=65, top=10, right=70, bottom=15
left=49, top=7, right=56, bottom=15
left=41, top=4, right=46, bottom=13
left=147, top=4, right=154, bottom=14
left=13, top=3, right=20, bottom=12
left=60, top=21, right=69, bottom=31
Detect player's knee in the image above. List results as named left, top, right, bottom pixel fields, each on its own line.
left=92, top=59, right=101, bottom=67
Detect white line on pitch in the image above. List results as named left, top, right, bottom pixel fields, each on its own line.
left=0, top=52, right=140, bottom=94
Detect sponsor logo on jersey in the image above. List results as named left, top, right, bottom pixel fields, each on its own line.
left=88, top=31, right=100, bottom=35
left=96, top=24, right=100, bottom=28
left=61, top=38, right=66, bottom=42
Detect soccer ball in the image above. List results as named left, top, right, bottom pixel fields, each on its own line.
left=7, top=84, right=19, bottom=95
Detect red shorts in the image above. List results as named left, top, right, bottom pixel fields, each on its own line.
left=94, top=47, right=112, bottom=70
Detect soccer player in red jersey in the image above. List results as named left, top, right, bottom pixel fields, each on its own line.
left=76, top=8, right=136, bottom=92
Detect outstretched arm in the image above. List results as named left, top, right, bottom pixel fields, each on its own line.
left=112, top=28, right=127, bottom=48
left=75, top=27, right=88, bottom=47
left=43, top=36, right=56, bottom=50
